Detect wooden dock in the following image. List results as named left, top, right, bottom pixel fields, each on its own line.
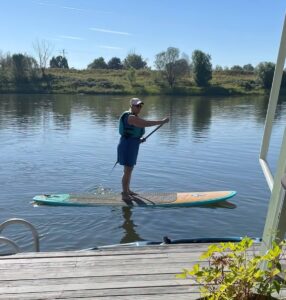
left=0, top=243, right=286, bottom=299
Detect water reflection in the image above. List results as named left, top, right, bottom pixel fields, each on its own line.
left=120, top=207, right=142, bottom=243
left=51, top=96, right=72, bottom=130
left=192, top=97, right=211, bottom=140
left=253, top=96, right=269, bottom=124
left=0, top=94, right=283, bottom=136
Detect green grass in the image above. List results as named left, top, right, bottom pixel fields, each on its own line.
left=0, top=68, right=272, bottom=96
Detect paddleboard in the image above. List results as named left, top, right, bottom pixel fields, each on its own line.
left=33, top=191, right=236, bottom=207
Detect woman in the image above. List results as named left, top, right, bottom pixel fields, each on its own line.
left=118, top=98, right=169, bottom=200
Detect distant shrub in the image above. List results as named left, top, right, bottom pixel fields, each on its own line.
left=192, top=50, right=212, bottom=87
left=123, top=53, right=147, bottom=70
left=255, top=62, right=275, bottom=89
left=126, top=68, right=136, bottom=86
left=137, top=69, right=152, bottom=77
left=112, top=83, right=124, bottom=89
left=97, top=80, right=112, bottom=88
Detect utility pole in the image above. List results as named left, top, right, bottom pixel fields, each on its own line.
left=59, top=49, right=67, bottom=58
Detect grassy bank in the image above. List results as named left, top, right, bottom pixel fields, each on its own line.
left=0, top=68, right=272, bottom=96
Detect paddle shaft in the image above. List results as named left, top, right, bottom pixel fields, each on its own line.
left=143, top=123, right=164, bottom=141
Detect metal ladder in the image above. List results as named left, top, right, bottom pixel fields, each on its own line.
left=0, top=218, right=40, bottom=254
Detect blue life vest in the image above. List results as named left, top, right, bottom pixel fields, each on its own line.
left=119, top=111, right=145, bottom=138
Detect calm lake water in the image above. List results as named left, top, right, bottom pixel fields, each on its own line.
left=0, top=94, right=285, bottom=252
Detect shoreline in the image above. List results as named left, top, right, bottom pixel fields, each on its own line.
left=0, top=87, right=271, bottom=96
left=0, top=68, right=281, bottom=96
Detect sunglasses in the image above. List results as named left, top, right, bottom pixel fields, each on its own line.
left=135, top=104, right=143, bottom=108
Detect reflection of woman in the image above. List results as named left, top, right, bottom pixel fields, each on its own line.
left=118, top=98, right=169, bottom=200
left=120, top=207, right=142, bottom=243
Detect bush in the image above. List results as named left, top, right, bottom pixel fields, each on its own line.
left=256, top=62, right=275, bottom=89
left=178, top=237, right=286, bottom=300
left=192, top=50, right=212, bottom=86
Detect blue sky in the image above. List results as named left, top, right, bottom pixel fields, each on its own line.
left=1, top=0, right=285, bottom=69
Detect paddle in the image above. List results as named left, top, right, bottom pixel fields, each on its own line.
left=111, top=123, right=165, bottom=171
left=141, top=123, right=164, bottom=143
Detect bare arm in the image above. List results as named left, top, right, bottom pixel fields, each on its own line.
left=128, top=115, right=169, bottom=128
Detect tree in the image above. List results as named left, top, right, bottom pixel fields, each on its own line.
left=214, top=65, right=223, bottom=71
left=88, top=57, right=107, bottom=69
left=154, top=47, right=189, bottom=87
left=173, top=58, right=189, bottom=77
left=12, top=54, right=27, bottom=81
left=123, top=53, right=147, bottom=69
left=181, top=52, right=190, bottom=65
left=191, top=50, right=212, bottom=86
left=255, top=62, right=275, bottom=89
left=12, top=53, right=38, bottom=81
left=33, top=39, right=53, bottom=77
left=107, top=57, right=123, bottom=69
left=0, top=52, right=13, bottom=70
left=281, top=71, right=286, bottom=88
left=50, top=56, right=69, bottom=69
left=243, top=64, right=254, bottom=72
left=230, top=65, right=243, bottom=72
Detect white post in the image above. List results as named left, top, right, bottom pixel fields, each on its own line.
left=261, top=129, right=286, bottom=253
left=276, top=174, right=286, bottom=241
left=260, top=15, right=286, bottom=253
left=259, top=15, right=286, bottom=191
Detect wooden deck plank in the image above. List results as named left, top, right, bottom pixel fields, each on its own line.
left=0, top=293, right=199, bottom=300
left=0, top=242, right=263, bottom=260
left=0, top=278, right=193, bottom=293
left=0, top=265, right=195, bottom=281
left=0, top=286, right=200, bottom=299
left=0, top=251, right=203, bottom=263
left=0, top=273, right=185, bottom=287
left=1, top=286, right=285, bottom=300
left=0, top=243, right=217, bottom=259
left=0, top=257, right=202, bottom=270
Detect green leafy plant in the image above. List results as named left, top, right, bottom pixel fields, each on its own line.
left=177, top=237, right=286, bottom=300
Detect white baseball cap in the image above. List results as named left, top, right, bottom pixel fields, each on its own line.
left=130, top=98, right=144, bottom=106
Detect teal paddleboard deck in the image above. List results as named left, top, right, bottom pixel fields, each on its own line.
left=33, top=191, right=237, bottom=207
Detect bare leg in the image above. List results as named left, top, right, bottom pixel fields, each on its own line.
left=122, top=166, right=133, bottom=195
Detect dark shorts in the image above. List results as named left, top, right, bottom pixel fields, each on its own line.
left=117, top=136, right=141, bottom=167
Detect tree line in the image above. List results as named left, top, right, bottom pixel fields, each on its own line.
left=0, top=42, right=284, bottom=90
